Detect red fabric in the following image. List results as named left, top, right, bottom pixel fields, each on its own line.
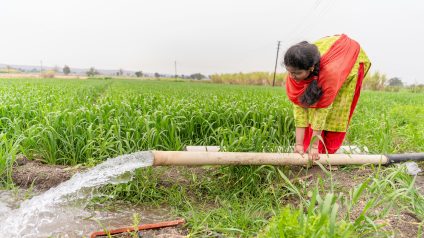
left=286, top=34, right=361, bottom=108
left=348, top=63, right=365, bottom=122
left=303, top=129, right=346, bottom=154
left=302, top=63, right=366, bottom=154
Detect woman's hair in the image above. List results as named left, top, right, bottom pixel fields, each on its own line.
left=284, top=41, right=322, bottom=106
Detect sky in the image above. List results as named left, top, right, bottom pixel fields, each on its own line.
left=0, top=0, right=423, bottom=84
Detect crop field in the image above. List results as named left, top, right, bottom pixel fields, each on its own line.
left=0, top=77, right=423, bottom=237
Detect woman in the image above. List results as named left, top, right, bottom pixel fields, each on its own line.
left=283, top=34, right=371, bottom=160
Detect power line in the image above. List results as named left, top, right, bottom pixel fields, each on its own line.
left=279, top=0, right=328, bottom=49
left=276, top=0, right=336, bottom=76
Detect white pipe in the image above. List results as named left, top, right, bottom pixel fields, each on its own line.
left=152, top=151, right=388, bottom=166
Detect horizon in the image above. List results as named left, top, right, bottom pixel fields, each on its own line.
left=1, top=0, right=423, bottom=84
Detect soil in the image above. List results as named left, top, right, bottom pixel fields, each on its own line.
left=12, top=155, right=83, bottom=191
left=414, top=174, right=424, bottom=194
left=109, top=227, right=187, bottom=238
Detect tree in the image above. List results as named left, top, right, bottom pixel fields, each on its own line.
left=154, top=72, right=160, bottom=78
left=388, top=77, right=403, bottom=87
left=135, top=71, right=143, bottom=77
left=86, top=67, right=99, bottom=77
left=118, top=68, right=124, bottom=76
left=190, top=73, right=206, bottom=80
left=63, top=65, right=71, bottom=75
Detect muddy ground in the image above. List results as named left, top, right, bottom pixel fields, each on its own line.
left=10, top=155, right=424, bottom=237
left=12, top=155, right=81, bottom=190
left=11, top=155, right=187, bottom=237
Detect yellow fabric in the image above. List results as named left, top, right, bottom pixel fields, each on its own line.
left=293, top=35, right=371, bottom=132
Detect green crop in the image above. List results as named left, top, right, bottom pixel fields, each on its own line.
left=0, top=77, right=423, bottom=237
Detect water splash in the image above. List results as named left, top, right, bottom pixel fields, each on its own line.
left=0, top=151, right=154, bottom=237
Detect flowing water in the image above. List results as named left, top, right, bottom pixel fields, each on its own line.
left=0, top=151, right=155, bottom=237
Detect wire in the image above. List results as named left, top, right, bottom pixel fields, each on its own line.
left=280, top=0, right=334, bottom=48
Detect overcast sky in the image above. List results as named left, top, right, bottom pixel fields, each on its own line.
left=0, top=0, right=422, bottom=83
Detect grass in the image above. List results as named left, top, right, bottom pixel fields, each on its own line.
left=94, top=165, right=287, bottom=237
left=347, top=91, right=424, bottom=153
left=0, top=133, right=22, bottom=187
left=261, top=164, right=424, bottom=238
left=93, top=162, right=424, bottom=237
left=0, top=78, right=295, bottom=167
left=0, top=77, right=423, bottom=237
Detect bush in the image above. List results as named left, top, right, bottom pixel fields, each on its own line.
left=210, top=72, right=286, bottom=86
left=135, top=71, right=143, bottom=77
left=408, top=84, right=424, bottom=93
left=363, top=71, right=387, bottom=91
left=86, top=67, right=99, bottom=77
left=384, top=86, right=402, bottom=92
left=41, top=70, right=56, bottom=78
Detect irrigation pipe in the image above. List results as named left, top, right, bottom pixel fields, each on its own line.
left=152, top=151, right=424, bottom=166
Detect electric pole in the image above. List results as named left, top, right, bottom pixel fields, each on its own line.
left=174, top=60, right=177, bottom=78
left=272, top=41, right=281, bottom=87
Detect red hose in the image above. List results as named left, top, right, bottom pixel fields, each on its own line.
left=90, top=219, right=185, bottom=238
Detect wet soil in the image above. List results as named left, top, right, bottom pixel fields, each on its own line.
left=10, top=155, right=188, bottom=237
left=12, top=155, right=83, bottom=190
left=110, top=227, right=187, bottom=238
left=84, top=202, right=187, bottom=238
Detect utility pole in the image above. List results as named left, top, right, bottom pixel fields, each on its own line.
left=174, top=60, right=177, bottom=78
left=272, top=41, right=281, bottom=87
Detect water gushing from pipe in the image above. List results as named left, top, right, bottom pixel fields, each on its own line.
left=0, top=151, right=154, bottom=237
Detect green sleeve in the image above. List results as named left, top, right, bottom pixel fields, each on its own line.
left=310, top=104, right=333, bottom=130
left=293, top=105, right=308, bottom=128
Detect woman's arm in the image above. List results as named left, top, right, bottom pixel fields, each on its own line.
left=293, top=105, right=308, bottom=154
left=308, top=129, right=322, bottom=160
left=294, top=127, right=306, bottom=154
left=295, top=127, right=321, bottom=160
left=292, top=104, right=328, bottom=160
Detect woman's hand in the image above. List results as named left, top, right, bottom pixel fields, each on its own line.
left=294, top=144, right=304, bottom=155
left=308, top=146, right=320, bottom=161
